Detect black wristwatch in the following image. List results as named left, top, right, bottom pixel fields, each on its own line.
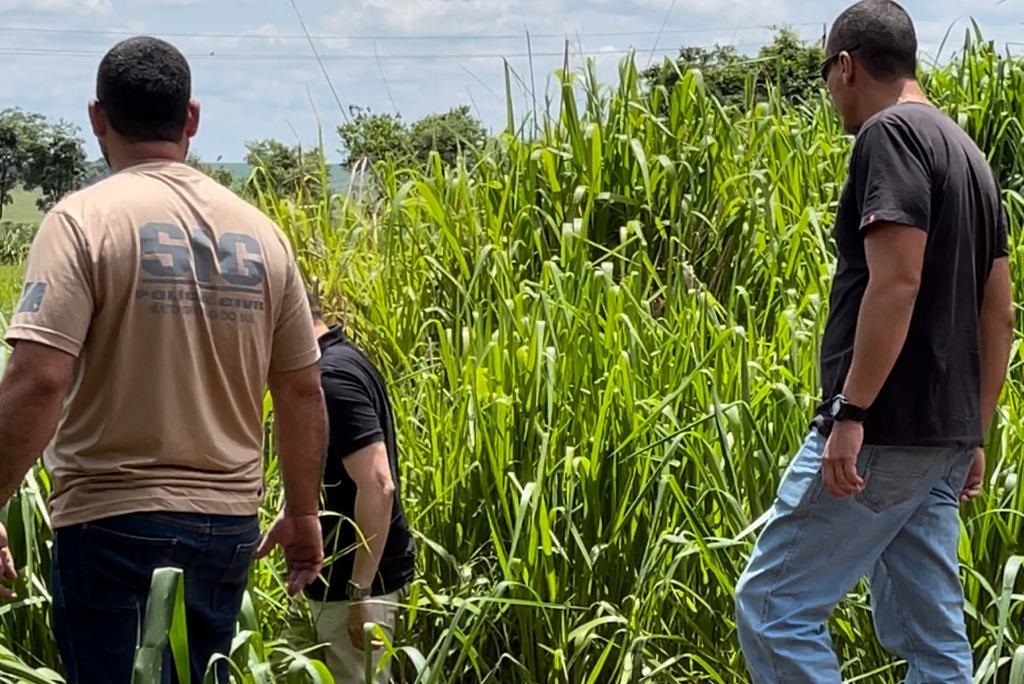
left=347, top=580, right=371, bottom=601
left=830, top=394, right=869, bottom=423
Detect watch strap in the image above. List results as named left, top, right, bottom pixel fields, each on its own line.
left=346, top=580, right=371, bottom=601
left=832, top=395, right=869, bottom=423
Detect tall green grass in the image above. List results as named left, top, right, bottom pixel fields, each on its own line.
left=269, top=38, right=1024, bottom=684
left=0, top=34, right=1022, bottom=683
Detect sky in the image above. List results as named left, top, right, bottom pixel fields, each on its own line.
left=0, top=0, right=1020, bottom=162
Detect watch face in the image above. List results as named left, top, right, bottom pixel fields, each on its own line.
left=831, top=397, right=843, bottom=417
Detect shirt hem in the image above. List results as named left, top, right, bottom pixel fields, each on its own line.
left=810, top=416, right=982, bottom=449
left=270, top=347, right=321, bottom=374
left=338, top=433, right=386, bottom=458
left=5, top=326, right=83, bottom=358
left=51, top=495, right=263, bottom=529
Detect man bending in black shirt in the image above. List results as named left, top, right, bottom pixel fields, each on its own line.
left=304, top=287, right=416, bottom=683
left=734, top=2, right=1014, bottom=682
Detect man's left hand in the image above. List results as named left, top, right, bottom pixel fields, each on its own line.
left=347, top=600, right=383, bottom=651
left=0, top=523, right=18, bottom=600
left=255, top=511, right=324, bottom=596
left=822, top=420, right=866, bottom=499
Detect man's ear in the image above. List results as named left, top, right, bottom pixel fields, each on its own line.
left=185, top=99, right=201, bottom=139
left=839, top=51, right=856, bottom=86
left=88, top=100, right=107, bottom=137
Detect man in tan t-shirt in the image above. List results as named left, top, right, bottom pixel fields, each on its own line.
left=0, top=37, right=326, bottom=683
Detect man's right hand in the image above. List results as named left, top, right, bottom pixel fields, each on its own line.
left=822, top=420, right=866, bottom=499
left=0, top=523, right=18, bottom=600
left=255, top=512, right=324, bottom=596
left=960, top=447, right=986, bottom=503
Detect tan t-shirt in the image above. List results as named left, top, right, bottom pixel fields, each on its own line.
left=5, top=161, right=319, bottom=529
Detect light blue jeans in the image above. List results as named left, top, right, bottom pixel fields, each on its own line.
left=735, top=430, right=976, bottom=683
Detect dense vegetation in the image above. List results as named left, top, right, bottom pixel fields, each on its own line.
left=0, top=109, right=94, bottom=219
left=0, top=32, right=1023, bottom=684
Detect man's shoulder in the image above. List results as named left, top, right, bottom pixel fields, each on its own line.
left=859, top=103, right=965, bottom=150
left=322, top=341, right=374, bottom=374
left=321, top=342, right=386, bottom=389
left=48, top=172, right=130, bottom=220
left=53, top=165, right=287, bottom=243
left=854, top=103, right=994, bottom=183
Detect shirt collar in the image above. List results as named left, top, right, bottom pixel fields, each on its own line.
left=317, top=325, right=347, bottom=354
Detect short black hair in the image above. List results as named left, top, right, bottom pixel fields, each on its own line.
left=96, top=37, right=191, bottom=143
left=827, top=0, right=917, bottom=81
left=306, top=282, right=324, bottom=323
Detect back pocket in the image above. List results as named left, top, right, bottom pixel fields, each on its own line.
left=212, top=536, right=260, bottom=614
left=854, top=448, right=931, bottom=513
left=81, top=520, right=180, bottom=610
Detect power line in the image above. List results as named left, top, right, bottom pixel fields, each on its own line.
left=647, top=0, right=678, bottom=66
left=288, top=0, right=350, bottom=124
left=0, top=41, right=774, bottom=61
left=0, top=44, right=768, bottom=62
left=0, top=22, right=825, bottom=43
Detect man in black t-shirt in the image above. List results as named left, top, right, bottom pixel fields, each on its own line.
left=735, top=2, right=1014, bottom=683
left=303, top=288, right=415, bottom=684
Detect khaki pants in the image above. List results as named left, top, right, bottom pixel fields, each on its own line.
left=308, top=593, right=401, bottom=684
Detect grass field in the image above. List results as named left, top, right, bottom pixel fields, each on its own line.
left=0, top=265, right=23, bottom=316
left=3, top=189, right=42, bottom=224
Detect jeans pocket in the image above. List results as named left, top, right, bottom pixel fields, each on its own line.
left=854, top=448, right=930, bottom=513
left=212, top=536, right=260, bottom=615
left=775, top=432, right=826, bottom=512
left=81, top=519, right=179, bottom=610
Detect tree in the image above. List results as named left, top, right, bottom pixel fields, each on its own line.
left=758, top=28, right=824, bottom=104
left=0, top=108, right=45, bottom=219
left=338, top=107, right=410, bottom=167
left=244, top=138, right=322, bottom=199
left=408, top=106, right=486, bottom=167
left=186, top=152, right=238, bottom=191
left=643, top=44, right=750, bottom=104
left=643, top=28, right=824, bottom=107
left=21, top=119, right=88, bottom=213
left=80, top=159, right=109, bottom=188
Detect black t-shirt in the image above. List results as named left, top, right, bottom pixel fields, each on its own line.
left=305, top=326, right=415, bottom=601
left=814, top=103, right=1008, bottom=447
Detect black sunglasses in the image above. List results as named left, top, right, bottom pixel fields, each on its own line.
left=820, top=44, right=860, bottom=82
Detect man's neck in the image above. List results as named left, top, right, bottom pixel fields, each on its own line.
left=107, top=142, right=186, bottom=173
left=313, top=322, right=331, bottom=339
left=860, top=78, right=931, bottom=126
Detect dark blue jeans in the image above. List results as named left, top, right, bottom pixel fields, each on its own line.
left=52, top=512, right=261, bottom=684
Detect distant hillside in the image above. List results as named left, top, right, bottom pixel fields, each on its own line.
left=208, top=162, right=354, bottom=190
left=3, top=163, right=356, bottom=225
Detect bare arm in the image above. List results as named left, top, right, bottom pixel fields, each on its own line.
left=0, top=341, right=75, bottom=598
left=978, top=258, right=1014, bottom=434
left=268, top=363, right=326, bottom=516
left=344, top=441, right=396, bottom=589
left=841, top=223, right=926, bottom=408
left=823, top=223, right=925, bottom=498
left=259, top=363, right=327, bottom=595
left=0, top=342, right=75, bottom=507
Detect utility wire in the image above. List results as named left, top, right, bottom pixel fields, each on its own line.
left=0, top=43, right=767, bottom=62
left=373, top=39, right=400, bottom=115
left=287, top=0, right=350, bottom=124
left=647, top=0, right=678, bottom=66
left=0, top=22, right=825, bottom=43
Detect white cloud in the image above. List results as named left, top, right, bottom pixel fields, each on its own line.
left=126, top=0, right=255, bottom=4
left=0, top=0, right=111, bottom=13
left=2, top=0, right=1020, bottom=161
